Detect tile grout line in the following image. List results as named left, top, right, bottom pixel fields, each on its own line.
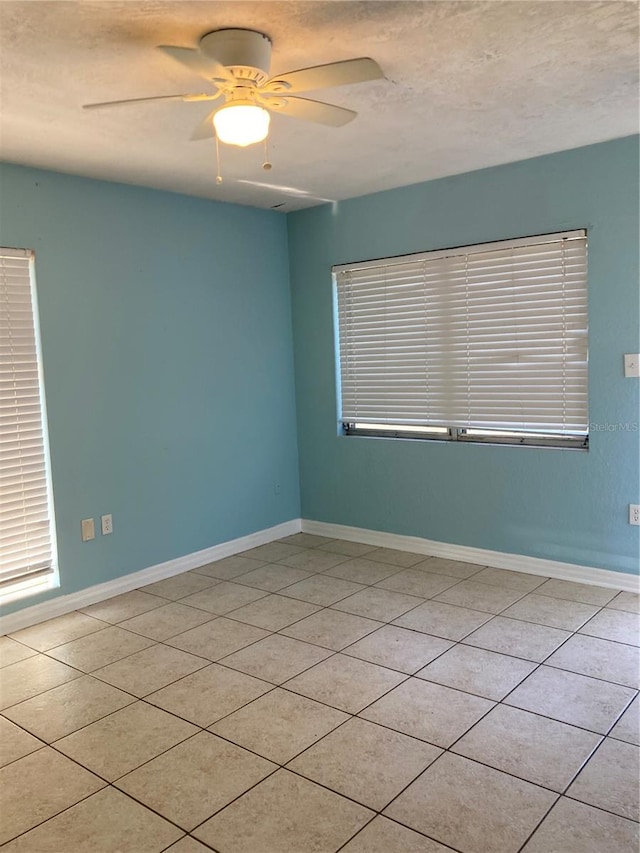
left=0, top=784, right=122, bottom=848
left=513, top=796, right=561, bottom=853
left=3, top=582, right=637, bottom=752
left=8, top=548, right=634, bottom=655
left=3, top=606, right=637, bottom=748
left=167, top=543, right=640, bottom=842
left=3, top=720, right=637, bottom=840
left=2, top=539, right=637, bottom=851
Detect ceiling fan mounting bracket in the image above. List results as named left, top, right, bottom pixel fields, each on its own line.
left=199, top=29, right=272, bottom=86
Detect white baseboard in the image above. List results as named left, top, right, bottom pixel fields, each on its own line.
left=0, top=519, right=301, bottom=635
left=302, top=519, right=640, bottom=593
left=4, top=515, right=636, bottom=635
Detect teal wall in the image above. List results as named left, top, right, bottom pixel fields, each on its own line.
left=0, top=163, right=300, bottom=615
left=1, top=136, right=638, bottom=620
left=287, top=136, right=640, bottom=575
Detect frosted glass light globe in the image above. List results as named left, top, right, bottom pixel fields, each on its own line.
left=213, top=104, right=270, bottom=147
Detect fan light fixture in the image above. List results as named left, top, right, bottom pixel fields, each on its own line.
left=212, top=102, right=270, bottom=147
left=83, top=29, right=386, bottom=176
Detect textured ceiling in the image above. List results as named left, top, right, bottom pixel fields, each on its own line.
left=0, top=1, right=638, bottom=210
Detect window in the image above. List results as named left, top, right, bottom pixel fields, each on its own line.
left=1, top=248, right=57, bottom=603
left=334, top=230, right=588, bottom=448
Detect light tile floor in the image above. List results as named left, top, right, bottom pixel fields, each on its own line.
left=1, top=534, right=639, bottom=853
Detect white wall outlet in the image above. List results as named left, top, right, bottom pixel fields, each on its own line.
left=630, top=505, right=640, bottom=526
left=101, top=514, right=113, bottom=535
left=81, top=518, right=95, bottom=541
left=624, top=354, right=640, bottom=377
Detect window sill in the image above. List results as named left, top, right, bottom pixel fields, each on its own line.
left=0, top=571, right=58, bottom=607
left=341, top=426, right=588, bottom=451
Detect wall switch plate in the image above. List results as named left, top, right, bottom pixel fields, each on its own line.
left=624, top=354, right=640, bottom=377
left=81, top=518, right=95, bottom=541
left=630, top=505, right=640, bottom=526
left=101, top=514, right=113, bottom=535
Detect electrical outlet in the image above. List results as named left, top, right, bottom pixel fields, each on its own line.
left=630, top=505, right=640, bottom=526
left=101, top=514, right=113, bottom=535
left=81, top=518, right=95, bottom=541
left=274, top=482, right=281, bottom=495
left=624, top=354, right=640, bottom=377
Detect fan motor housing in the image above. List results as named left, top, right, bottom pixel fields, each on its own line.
left=200, top=29, right=272, bottom=84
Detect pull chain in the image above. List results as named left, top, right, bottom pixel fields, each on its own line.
left=263, top=137, right=272, bottom=171
left=216, top=136, right=272, bottom=183
left=215, top=135, right=223, bottom=184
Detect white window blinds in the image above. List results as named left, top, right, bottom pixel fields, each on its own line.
left=334, top=231, right=588, bottom=437
left=1, top=248, right=56, bottom=592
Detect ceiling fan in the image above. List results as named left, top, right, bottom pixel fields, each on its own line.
left=83, top=28, right=384, bottom=148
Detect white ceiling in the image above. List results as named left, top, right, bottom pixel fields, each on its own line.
left=0, top=1, right=637, bottom=211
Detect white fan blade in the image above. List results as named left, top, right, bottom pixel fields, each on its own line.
left=83, top=93, right=220, bottom=110
left=263, top=96, right=356, bottom=127
left=190, top=109, right=217, bottom=141
left=158, top=45, right=234, bottom=83
left=262, top=57, right=383, bottom=94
